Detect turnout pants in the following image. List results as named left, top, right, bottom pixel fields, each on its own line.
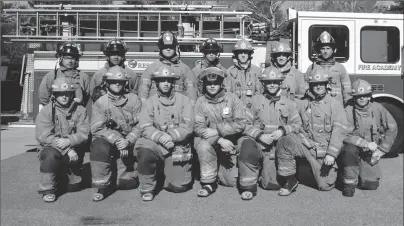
left=90, top=138, right=138, bottom=190
left=238, top=138, right=280, bottom=193
left=194, top=137, right=238, bottom=187
left=339, top=143, right=381, bottom=190
left=38, top=146, right=84, bottom=194
left=135, top=138, right=193, bottom=194
left=276, top=135, right=338, bottom=191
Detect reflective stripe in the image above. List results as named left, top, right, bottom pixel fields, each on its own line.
left=328, top=145, right=339, bottom=155
left=387, top=123, right=397, bottom=129
left=150, top=131, right=160, bottom=141
left=139, top=122, right=153, bottom=129
left=173, top=129, right=181, bottom=140
left=92, top=121, right=104, bottom=128
left=343, top=178, right=357, bottom=184
left=290, top=113, right=300, bottom=122
left=285, top=125, right=292, bottom=134
left=334, top=121, right=348, bottom=130
left=239, top=176, right=257, bottom=183
left=39, top=183, right=54, bottom=191
left=248, top=128, right=260, bottom=137
left=245, top=111, right=254, bottom=119
left=195, top=115, right=205, bottom=121
left=183, top=117, right=191, bottom=122
left=92, top=178, right=110, bottom=185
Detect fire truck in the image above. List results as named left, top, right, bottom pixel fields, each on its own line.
left=2, top=4, right=403, bottom=155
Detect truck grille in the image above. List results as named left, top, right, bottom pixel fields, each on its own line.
left=371, top=84, right=384, bottom=92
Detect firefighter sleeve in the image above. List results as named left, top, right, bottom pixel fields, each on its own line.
left=138, top=65, right=154, bottom=102
left=296, top=99, right=317, bottom=149
left=339, top=65, right=352, bottom=104
left=167, top=98, right=195, bottom=143
left=343, top=106, right=370, bottom=148
left=326, top=99, right=349, bottom=158
left=378, top=105, right=398, bottom=153
left=295, top=69, right=307, bottom=97
left=91, top=101, right=123, bottom=144
left=90, top=71, right=102, bottom=96
left=65, top=106, right=90, bottom=147
left=138, top=101, right=166, bottom=143
left=279, top=101, right=302, bottom=135
left=216, top=96, right=247, bottom=137
left=184, top=66, right=198, bottom=105
left=194, top=98, right=221, bottom=145
left=38, top=72, right=54, bottom=106
left=243, top=97, right=265, bottom=139
left=125, top=97, right=142, bottom=144
left=80, top=72, right=91, bottom=106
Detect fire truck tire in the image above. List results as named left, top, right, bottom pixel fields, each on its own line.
left=379, top=101, right=403, bottom=158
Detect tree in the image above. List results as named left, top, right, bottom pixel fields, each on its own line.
left=232, top=1, right=285, bottom=28
left=319, top=0, right=378, bottom=13
left=387, top=0, right=404, bottom=13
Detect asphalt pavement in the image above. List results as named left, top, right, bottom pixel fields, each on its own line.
left=1, top=127, right=403, bottom=226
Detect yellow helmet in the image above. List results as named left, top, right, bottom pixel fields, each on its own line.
left=259, top=67, right=284, bottom=81
left=233, top=39, right=254, bottom=53
left=351, top=79, right=372, bottom=96
left=315, top=31, right=336, bottom=49
left=51, top=77, right=75, bottom=92
left=200, top=67, right=226, bottom=82
left=105, top=65, right=128, bottom=81
left=152, top=65, right=179, bottom=80
left=306, top=67, right=330, bottom=83
left=271, top=42, right=292, bottom=55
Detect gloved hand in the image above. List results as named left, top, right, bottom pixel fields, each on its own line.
left=271, top=129, right=284, bottom=141
left=259, top=134, right=273, bottom=145
left=159, top=133, right=173, bottom=146
left=67, top=149, right=78, bottom=162
left=369, top=149, right=384, bottom=166
left=366, top=142, right=378, bottom=152
left=56, top=138, right=71, bottom=150
left=116, top=138, right=130, bottom=150
left=218, top=138, right=234, bottom=154
left=323, top=154, right=335, bottom=166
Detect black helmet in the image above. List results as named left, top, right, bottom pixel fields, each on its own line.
left=103, top=39, right=128, bottom=56
left=56, top=42, right=81, bottom=58
left=200, top=38, right=221, bottom=53
left=157, top=31, right=178, bottom=49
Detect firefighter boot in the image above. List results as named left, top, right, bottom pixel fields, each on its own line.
left=278, top=175, right=298, bottom=196
left=342, top=184, right=356, bottom=197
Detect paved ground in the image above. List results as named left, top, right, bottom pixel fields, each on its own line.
left=1, top=127, right=403, bottom=226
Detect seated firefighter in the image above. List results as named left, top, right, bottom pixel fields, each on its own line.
left=35, top=77, right=90, bottom=203
left=194, top=67, right=247, bottom=198
left=275, top=66, right=348, bottom=196
left=90, top=66, right=142, bottom=202
left=135, top=65, right=194, bottom=201
left=239, top=67, right=302, bottom=200
left=340, top=79, right=397, bottom=197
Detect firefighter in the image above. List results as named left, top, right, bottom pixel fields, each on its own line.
left=305, top=31, right=352, bottom=105
left=35, top=77, right=90, bottom=203
left=238, top=67, right=302, bottom=200
left=39, top=42, right=90, bottom=109
left=90, top=65, right=142, bottom=202
left=275, top=66, right=348, bottom=196
left=340, top=79, right=397, bottom=197
left=135, top=65, right=194, bottom=201
left=192, top=38, right=227, bottom=96
left=90, top=39, right=140, bottom=97
left=138, top=31, right=197, bottom=105
left=226, top=39, right=262, bottom=106
left=194, top=67, right=247, bottom=198
left=268, top=42, right=306, bottom=99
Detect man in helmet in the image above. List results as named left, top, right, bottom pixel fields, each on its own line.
left=135, top=65, right=194, bottom=201
left=39, top=42, right=90, bottom=108
left=226, top=39, right=262, bottom=106
left=340, top=79, right=397, bottom=197
left=238, top=67, right=302, bottom=200
left=194, top=67, right=247, bottom=198
left=267, top=42, right=306, bottom=99
left=138, top=31, right=197, bottom=105
left=90, top=39, right=140, bottom=97
left=90, top=65, right=142, bottom=202
left=305, top=31, right=351, bottom=105
left=275, top=66, right=348, bottom=196
left=192, top=38, right=227, bottom=97
left=35, top=77, right=90, bottom=203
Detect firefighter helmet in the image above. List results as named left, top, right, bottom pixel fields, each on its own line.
left=103, top=39, right=128, bottom=56
left=306, top=67, right=330, bottom=83
left=315, top=31, right=337, bottom=49
left=105, top=65, right=128, bottom=81
left=200, top=67, right=226, bottom=82
left=51, top=77, right=75, bottom=92
left=271, top=42, right=292, bottom=56
left=259, top=67, right=284, bottom=81
left=200, top=38, right=221, bottom=53
left=56, top=42, right=81, bottom=58
left=351, top=79, right=372, bottom=96
left=233, top=39, right=254, bottom=53
left=152, top=65, right=179, bottom=80
left=157, top=31, right=178, bottom=48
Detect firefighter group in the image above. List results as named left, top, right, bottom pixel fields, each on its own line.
left=35, top=30, right=397, bottom=203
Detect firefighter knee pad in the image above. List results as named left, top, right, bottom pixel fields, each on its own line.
left=137, top=147, right=158, bottom=175
left=239, top=139, right=260, bottom=164
left=90, top=138, right=112, bottom=162
left=39, top=148, right=63, bottom=172
left=358, top=180, right=379, bottom=190
left=165, top=183, right=191, bottom=193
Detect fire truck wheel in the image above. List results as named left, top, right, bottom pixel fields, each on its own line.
left=379, top=100, right=403, bottom=158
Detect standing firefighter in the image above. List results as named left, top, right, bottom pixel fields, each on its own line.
left=268, top=42, right=306, bottom=99
left=226, top=39, right=262, bottom=105
left=192, top=38, right=227, bottom=96
left=90, top=66, right=142, bottom=202
left=90, top=39, right=140, bottom=97
left=275, top=67, right=348, bottom=196
left=39, top=42, right=90, bottom=110
left=340, top=79, right=397, bottom=197
left=35, top=77, right=90, bottom=203
left=305, top=31, right=351, bottom=105
left=135, top=65, right=194, bottom=201
left=138, top=31, right=197, bottom=105
left=194, top=67, right=247, bottom=198
left=238, top=67, right=302, bottom=200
